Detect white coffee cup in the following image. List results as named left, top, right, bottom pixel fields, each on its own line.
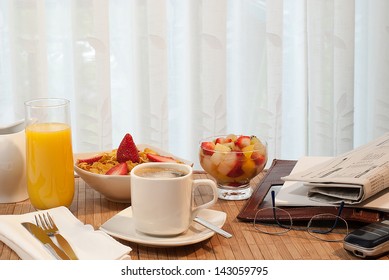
left=130, top=162, right=218, bottom=236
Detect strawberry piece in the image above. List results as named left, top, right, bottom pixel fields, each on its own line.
left=117, top=133, right=140, bottom=163
left=77, top=155, right=103, bottom=164
left=251, top=152, right=266, bottom=167
left=201, top=141, right=215, bottom=155
left=235, top=135, right=251, bottom=149
left=215, top=137, right=232, bottom=144
left=227, top=153, right=244, bottom=177
left=147, top=153, right=177, bottom=163
left=227, top=165, right=244, bottom=178
left=105, top=162, right=128, bottom=175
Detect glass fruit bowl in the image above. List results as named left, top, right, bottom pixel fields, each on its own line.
left=199, top=134, right=267, bottom=200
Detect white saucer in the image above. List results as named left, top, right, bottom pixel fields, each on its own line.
left=100, top=207, right=227, bottom=247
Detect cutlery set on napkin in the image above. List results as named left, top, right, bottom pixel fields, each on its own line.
left=22, top=222, right=73, bottom=260
left=0, top=206, right=132, bottom=260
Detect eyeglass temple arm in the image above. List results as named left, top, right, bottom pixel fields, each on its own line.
left=331, top=200, right=345, bottom=229
left=271, top=190, right=291, bottom=228
left=310, top=201, right=345, bottom=234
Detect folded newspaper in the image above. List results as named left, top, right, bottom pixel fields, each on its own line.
left=282, top=133, right=389, bottom=204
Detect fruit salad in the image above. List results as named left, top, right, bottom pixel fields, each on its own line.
left=199, top=134, right=267, bottom=186
left=76, top=133, right=183, bottom=175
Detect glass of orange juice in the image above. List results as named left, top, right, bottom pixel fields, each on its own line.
left=24, top=98, right=74, bottom=210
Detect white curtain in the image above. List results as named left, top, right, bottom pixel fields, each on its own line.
left=1, top=0, right=388, bottom=169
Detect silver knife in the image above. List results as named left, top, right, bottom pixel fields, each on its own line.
left=194, top=217, right=233, bottom=238
left=22, top=222, right=71, bottom=260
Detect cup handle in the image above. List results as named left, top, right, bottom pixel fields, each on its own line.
left=191, top=179, right=218, bottom=219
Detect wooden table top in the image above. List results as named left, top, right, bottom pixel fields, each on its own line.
left=1, top=171, right=388, bottom=260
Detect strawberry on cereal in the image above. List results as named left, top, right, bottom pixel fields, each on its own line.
left=76, top=133, right=183, bottom=175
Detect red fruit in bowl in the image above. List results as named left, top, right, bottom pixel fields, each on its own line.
left=201, top=141, right=215, bottom=155
left=147, top=153, right=176, bottom=162
left=77, top=155, right=103, bottom=164
left=227, top=161, right=244, bottom=177
left=215, top=137, right=232, bottom=144
left=252, top=152, right=266, bottom=166
left=105, top=162, right=128, bottom=175
left=117, top=133, right=140, bottom=163
left=217, top=152, right=244, bottom=177
left=236, top=135, right=251, bottom=149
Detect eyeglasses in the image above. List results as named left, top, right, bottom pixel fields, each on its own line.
left=253, top=190, right=349, bottom=242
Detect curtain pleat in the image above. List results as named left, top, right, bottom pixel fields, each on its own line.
left=72, top=0, right=112, bottom=152
left=354, top=0, right=389, bottom=147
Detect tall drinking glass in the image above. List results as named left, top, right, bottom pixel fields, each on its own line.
left=24, top=98, right=74, bottom=210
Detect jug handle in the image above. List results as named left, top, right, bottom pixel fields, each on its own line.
left=0, top=119, right=25, bottom=134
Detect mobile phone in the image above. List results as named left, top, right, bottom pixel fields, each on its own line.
left=343, top=220, right=389, bottom=258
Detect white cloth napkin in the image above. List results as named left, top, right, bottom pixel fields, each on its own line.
left=0, top=206, right=131, bottom=260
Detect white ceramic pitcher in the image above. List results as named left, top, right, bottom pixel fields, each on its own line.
left=0, top=120, right=28, bottom=203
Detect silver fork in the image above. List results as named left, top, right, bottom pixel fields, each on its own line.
left=35, top=213, right=79, bottom=260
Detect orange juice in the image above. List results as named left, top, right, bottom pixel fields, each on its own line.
left=26, top=122, right=74, bottom=210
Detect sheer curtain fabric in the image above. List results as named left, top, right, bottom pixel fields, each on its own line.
left=1, top=0, right=388, bottom=168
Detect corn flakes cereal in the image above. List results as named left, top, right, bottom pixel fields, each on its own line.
left=76, top=148, right=176, bottom=175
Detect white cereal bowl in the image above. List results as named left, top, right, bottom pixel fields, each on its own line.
left=74, top=144, right=192, bottom=203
